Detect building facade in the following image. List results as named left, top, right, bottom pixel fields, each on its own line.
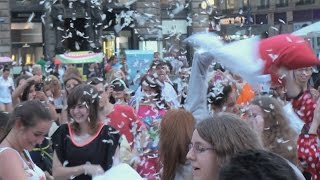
left=2, top=0, right=319, bottom=65
left=0, top=0, right=11, bottom=57
left=211, top=0, right=320, bottom=52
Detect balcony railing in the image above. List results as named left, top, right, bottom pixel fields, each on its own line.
left=296, top=0, right=315, bottom=5
left=221, top=9, right=234, bottom=14
left=257, top=4, right=270, bottom=9
left=276, top=2, right=289, bottom=8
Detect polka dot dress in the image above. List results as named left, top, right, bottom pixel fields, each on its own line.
left=298, top=134, right=320, bottom=180
left=294, top=91, right=320, bottom=179
left=292, top=92, right=318, bottom=135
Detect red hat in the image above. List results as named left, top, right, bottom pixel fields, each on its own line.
left=185, top=33, right=320, bottom=86
left=259, top=34, right=320, bottom=84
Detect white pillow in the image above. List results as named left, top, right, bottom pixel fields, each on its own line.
left=92, top=163, right=142, bottom=180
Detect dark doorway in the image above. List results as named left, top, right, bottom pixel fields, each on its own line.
left=63, top=18, right=88, bottom=51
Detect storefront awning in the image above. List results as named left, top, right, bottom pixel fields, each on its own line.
left=0, top=57, right=13, bottom=63
left=55, top=51, right=104, bottom=64
left=292, top=21, right=320, bottom=37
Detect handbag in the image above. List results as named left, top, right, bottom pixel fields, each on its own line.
left=30, top=139, right=53, bottom=175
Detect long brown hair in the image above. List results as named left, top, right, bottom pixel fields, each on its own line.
left=251, top=96, right=298, bottom=165
left=67, top=84, right=100, bottom=135
left=197, top=113, right=263, bottom=167
left=159, top=109, right=195, bottom=180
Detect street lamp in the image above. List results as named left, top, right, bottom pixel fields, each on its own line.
left=200, top=0, right=216, bottom=10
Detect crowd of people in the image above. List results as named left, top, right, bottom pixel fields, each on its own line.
left=0, top=33, right=320, bottom=180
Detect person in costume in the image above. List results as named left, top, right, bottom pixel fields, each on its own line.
left=185, top=33, right=320, bottom=179
left=297, top=99, right=320, bottom=180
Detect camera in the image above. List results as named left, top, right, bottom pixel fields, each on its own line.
left=34, top=83, right=44, bottom=91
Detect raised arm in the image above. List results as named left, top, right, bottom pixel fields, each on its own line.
left=184, top=52, right=213, bottom=122
left=12, top=75, right=41, bottom=107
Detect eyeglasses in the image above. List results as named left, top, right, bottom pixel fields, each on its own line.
left=188, top=143, right=215, bottom=154
left=296, top=67, right=313, bottom=72
left=66, top=83, right=79, bottom=90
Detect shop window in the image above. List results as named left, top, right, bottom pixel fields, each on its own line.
left=240, top=0, right=249, bottom=9
left=11, top=45, right=43, bottom=65
left=11, top=22, right=43, bottom=65
left=63, top=18, right=87, bottom=51
left=276, top=0, right=288, bottom=7
left=274, top=12, right=287, bottom=24
left=226, top=0, right=235, bottom=9
left=293, top=10, right=313, bottom=22
left=139, top=41, right=159, bottom=53
left=102, top=30, right=132, bottom=57
left=15, top=0, right=38, bottom=6
left=296, top=0, right=315, bottom=5
left=11, top=23, right=42, bottom=43
left=258, top=0, right=270, bottom=9
left=162, top=20, right=187, bottom=35
left=116, top=30, right=131, bottom=51
left=103, top=34, right=115, bottom=58
left=313, top=9, right=320, bottom=20
left=161, top=0, right=186, bottom=5
left=255, top=14, right=268, bottom=24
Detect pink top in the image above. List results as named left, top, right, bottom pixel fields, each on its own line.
left=137, top=104, right=166, bottom=121
left=137, top=104, right=166, bottom=151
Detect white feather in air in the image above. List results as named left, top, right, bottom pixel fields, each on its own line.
left=183, top=32, right=224, bottom=52
left=185, top=32, right=265, bottom=87
left=27, top=12, right=35, bottom=23
left=172, top=2, right=185, bottom=15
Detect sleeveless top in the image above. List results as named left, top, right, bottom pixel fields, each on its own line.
left=0, top=147, right=46, bottom=180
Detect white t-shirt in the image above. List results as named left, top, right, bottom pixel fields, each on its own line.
left=0, top=76, right=14, bottom=103
left=133, top=82, right=180, bottom=108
